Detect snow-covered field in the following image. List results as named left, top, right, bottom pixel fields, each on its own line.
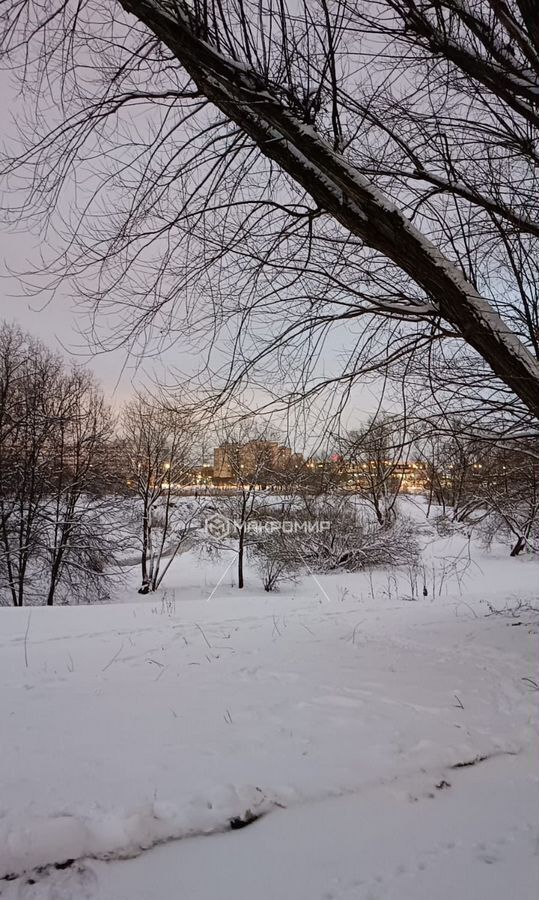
left=1, top=508, right=538, bottom=899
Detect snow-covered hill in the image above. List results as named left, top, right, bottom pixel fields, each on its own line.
left=1, top=516, right=538, bottom=899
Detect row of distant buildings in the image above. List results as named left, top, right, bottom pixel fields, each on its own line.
left=185, top=439, right=429, bottom=492
left=213, top=440, right=302, bottom=480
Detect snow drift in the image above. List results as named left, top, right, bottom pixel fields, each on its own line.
left=0, top=785, right=279, bottom=879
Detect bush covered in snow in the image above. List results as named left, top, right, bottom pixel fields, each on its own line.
left=249, top=496, right=419, bottom=590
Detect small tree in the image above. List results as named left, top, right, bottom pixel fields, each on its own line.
left=123, top=394, right=198, bottom=593
left=249, top=497, right=299, bottom=591
left=343, top=416, right=406, bottom=526
left=212, top=427, right=287, bottom=588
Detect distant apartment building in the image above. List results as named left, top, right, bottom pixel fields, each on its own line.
left=213, top=440, right=298, bottom=484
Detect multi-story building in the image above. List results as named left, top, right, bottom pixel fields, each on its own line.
left=213, top=440, right=298, bottom=484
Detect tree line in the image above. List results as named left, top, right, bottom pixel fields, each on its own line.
left=0, top=323, right=197, bottom=605
left=1, top=322, right=537, bottom=606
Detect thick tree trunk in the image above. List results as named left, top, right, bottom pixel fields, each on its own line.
left=120, top=0, right=539, bottom=421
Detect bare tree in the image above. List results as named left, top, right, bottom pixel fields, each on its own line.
left=210, top=427, right=286, bottom=588
left=475, top=440, right=539, bottom=556
left=0, top=326, right=69, bottom=605
left=342, top=415, right=406, bottom=526
left=2, top=1, right=539, bottom=425
left=248, top=496, right=299, bottom=591
left=412, top=417, right=487, bottom=520
left=123, top=394, right=198, bottom=593
left=408, top=410, right=539, bottom=554
left=41, top=369, right=117, bottom=605
left=0, top=322, right=118, bottom=605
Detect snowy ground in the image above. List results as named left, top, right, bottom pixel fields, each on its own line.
left=1, top=508, right=538, bottom=899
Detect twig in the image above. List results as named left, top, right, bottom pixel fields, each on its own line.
left=102, top=642, right=124, bottom=672
left=24, top=611, right=32, bottom=669
left=195, top=622, right=212, bottom=648
left=454, top=599, right=478, bottom=619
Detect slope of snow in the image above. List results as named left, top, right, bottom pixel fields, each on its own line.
left=1, top=512, right=538, bottom=898
left=0, top=785, right=279, bottom=878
